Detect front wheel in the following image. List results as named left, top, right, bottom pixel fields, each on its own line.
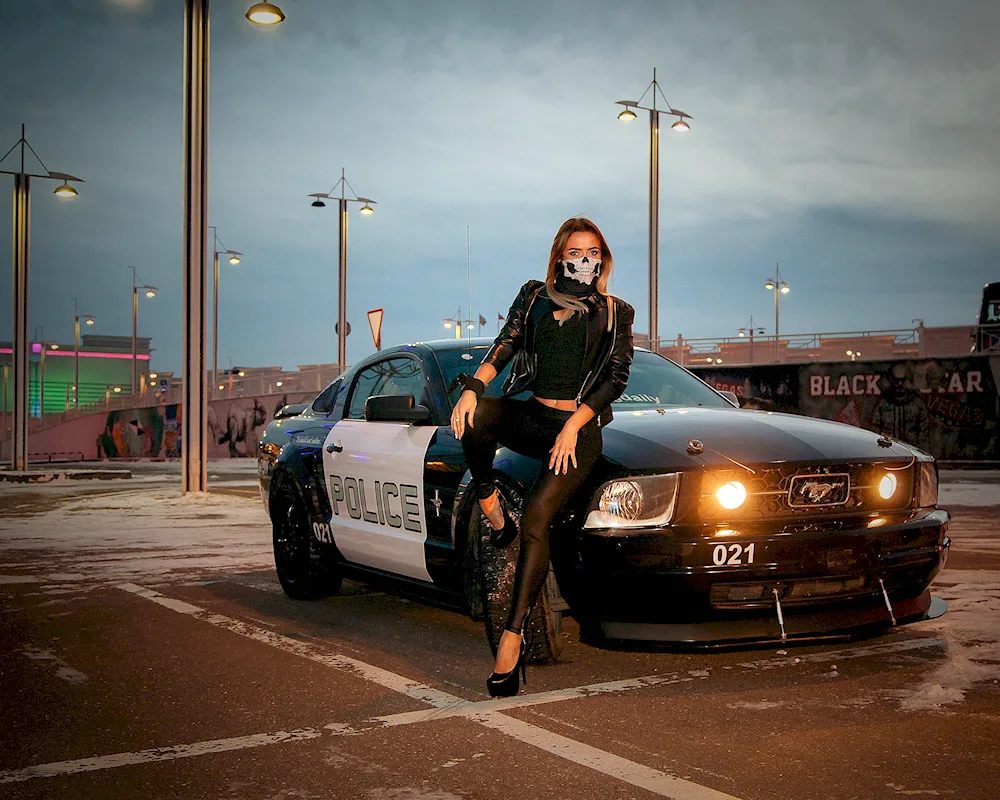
left=272, top=477, right=342, bottom=601
left=474, top=486, right=563, bottom=665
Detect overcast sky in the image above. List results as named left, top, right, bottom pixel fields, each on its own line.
left=2, top=0, right=998, bottom=373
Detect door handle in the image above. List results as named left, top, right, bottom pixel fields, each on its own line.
left=326, top=441, right=343, bottom=453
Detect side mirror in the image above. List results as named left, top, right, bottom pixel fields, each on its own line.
left=718, top=390, right=740, bottom=408
left=364, top=394, right=432, bottom=424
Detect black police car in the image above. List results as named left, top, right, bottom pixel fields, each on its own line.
left=258, top=339, right=950, bottom=662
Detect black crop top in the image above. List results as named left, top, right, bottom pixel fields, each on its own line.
left=533, top=302, right=586, bottom=401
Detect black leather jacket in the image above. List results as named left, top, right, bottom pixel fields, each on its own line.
left=481, top=280, right=635, bottom=427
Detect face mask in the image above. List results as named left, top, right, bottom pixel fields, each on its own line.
left=561, top=256, right=601, bottom=285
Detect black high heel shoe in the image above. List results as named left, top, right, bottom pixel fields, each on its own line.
left=486, top=635, right=527, bottom=698
left=483, top=490, right=518, bottom=549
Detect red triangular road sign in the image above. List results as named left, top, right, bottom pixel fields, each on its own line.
left=367, top=308, right=384, bottom=351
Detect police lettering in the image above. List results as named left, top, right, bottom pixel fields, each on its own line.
left=328, top=474, right=421, bottom=533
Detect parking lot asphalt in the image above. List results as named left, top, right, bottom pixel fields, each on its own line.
left=1, top=462, right=998, bottom=799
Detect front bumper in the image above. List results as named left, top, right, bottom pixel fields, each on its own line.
left=561, top=508, right=950, bottom=645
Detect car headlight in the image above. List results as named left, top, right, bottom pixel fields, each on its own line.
left=878, top=472, right=898, bottom=500
left=584, top=473, right=680, bottom=530
left=914, top=461, right=938, bottom=508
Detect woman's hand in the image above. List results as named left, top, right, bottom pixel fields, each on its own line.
left=549, top=421, right=581, bottom=475
left=451, top=390, right=478, bottom=439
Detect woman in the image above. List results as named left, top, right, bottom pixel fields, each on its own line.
left=450, top=217, right=635, bottom=697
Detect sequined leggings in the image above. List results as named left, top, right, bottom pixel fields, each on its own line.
left=461, top=396, right=603, bottom=633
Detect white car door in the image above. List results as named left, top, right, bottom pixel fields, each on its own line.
left=321, top=356, right=435, bottom=582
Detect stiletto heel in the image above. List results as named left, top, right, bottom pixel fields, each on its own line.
left=486, top=636, right=527, bottom=698
left=486, top=491, right=518, bottom=549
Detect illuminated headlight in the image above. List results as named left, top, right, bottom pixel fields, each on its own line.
left=584, top=473, right=679, bottom=530
left=716, top=481, right=747, bottom=510
left=914, top=461, right=938, bottom=507
left=878, top=472, right=898, bottom=500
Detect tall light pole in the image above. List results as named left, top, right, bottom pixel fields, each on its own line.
left=209, top=226, right=242, bottom=393
left=737, top=316, right=765, bottom=365
left=129, top=266, right=157, bottom=395
left=0, top=125, right=82, bottom=470
left=764, top=264, right=790, bottom=362
left=37, top=341, right=59, bottom=418
left=615, top=69, right=691, bottom=353
left=181, top=1, right=283, bottom=493
left=309, top=169, right=376, bottom=372
left=72, top=298, right=95, bottom=409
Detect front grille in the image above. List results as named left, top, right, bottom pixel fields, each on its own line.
left=696, top=462, right=913, bottom=523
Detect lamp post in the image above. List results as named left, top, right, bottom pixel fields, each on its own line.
left=209, top=226, right=243, bottom=393
left=0, top=125, right=82, bottom=470
left=737, top=316, right=766, bottom=365
left=309, top=169, right=377, bottom=373
left=763, top=263, right=790, bottom=362
left=615, top=69, right=691, bottom=353
left=72, top=298, right=95, bottom=409
left=442, top=307, right=475, bottom=340
left=129, top=266, right=157, bottom=395
left=179, top=1, right=284, bottom=493
left=37, top=341, right=59, bottom=418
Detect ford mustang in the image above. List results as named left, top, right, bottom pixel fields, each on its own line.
left=257, top=338, right=950, bottom=662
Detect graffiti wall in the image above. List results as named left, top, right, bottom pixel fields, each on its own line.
left=7, top=393, right=316, bottom=462
left=690, top=356, right=1000, bottom=461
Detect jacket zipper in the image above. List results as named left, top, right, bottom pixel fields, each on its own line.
left=507, top=287, right=543, bottom=388
left=576, top=298, right=617, bottom=404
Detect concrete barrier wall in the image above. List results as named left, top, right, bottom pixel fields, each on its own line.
left=1, top=392, right=314, bottom=462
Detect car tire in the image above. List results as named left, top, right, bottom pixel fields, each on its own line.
left=271, top=476, right=342, bottom=601
left=474, top=485, right=563, bottom=665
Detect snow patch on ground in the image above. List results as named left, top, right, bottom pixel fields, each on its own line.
left=891, top=570, right=1000, bottom=711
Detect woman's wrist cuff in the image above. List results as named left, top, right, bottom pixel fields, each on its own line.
left=452, top=373, right=485, bottom=397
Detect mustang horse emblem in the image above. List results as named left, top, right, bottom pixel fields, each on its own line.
left=799, top=480, right=837, bottom=503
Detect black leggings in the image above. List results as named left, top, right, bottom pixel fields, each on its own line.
left=461, top=396, right=603, bottom=633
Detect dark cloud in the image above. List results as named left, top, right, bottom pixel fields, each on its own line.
left=1, top=0, right=997, bottom=371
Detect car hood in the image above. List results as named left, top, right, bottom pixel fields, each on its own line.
left=602, top=407, right=910, bottom=471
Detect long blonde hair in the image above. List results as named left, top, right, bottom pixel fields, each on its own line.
left=545, top=217, right=613, bottom=323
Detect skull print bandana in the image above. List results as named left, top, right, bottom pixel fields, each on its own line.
left=559, top=256, right=601, bottom=293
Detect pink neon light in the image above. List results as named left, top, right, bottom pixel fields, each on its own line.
left=1, top=347, right=149, bottom=361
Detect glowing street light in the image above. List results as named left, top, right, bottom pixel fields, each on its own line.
left=0, top=124, right=82, bottom=469
left=245, top=2, right=285, bottom=24
left=764, top=263, right=791, bottom=362
left=737, top=316, right=766, bottom=365
left=309, top=168, right=377, bottom=372
left=615, top=68, right=692, bottom=352
left=209, top=226, right=244, bottom=393
left=130, top=266, right=157, bottom=395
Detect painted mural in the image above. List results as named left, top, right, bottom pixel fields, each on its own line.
left=93, top=393, right=313, bottom=459
left=691, top=355, right=1000, bottom=461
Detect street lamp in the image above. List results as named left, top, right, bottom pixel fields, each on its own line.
left=37, top=341, right=59, bottom=418
left=0, top=124, right=82, bottom=470
left=737, top=316, right=766, bottom=365
left=178, top=2, right=286, bottom=493
left=72, top=298, right=95, bottom=409
left=309, top=168, right=377, bottom=373
left=245, top=2, right=284, bottom=24
left=130, top=266, right=157, bottom=395
left=442, top=307, right=476, bottom=340
left=764, top=263, right=790, bottom=362
left=615, top=68, right=692, bottom=352
left=209, top=226, right=243, bottom=393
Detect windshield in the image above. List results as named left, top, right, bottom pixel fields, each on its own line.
left=615, top=350, right=730, bottom=408
left=433, top=345, right=729, bottom=409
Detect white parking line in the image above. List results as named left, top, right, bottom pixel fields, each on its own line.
left=6, top=583, right=947, bottom=795
left=0, top=729, right=322, bottom=784
left=112, top=583, right=742, bottom=800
